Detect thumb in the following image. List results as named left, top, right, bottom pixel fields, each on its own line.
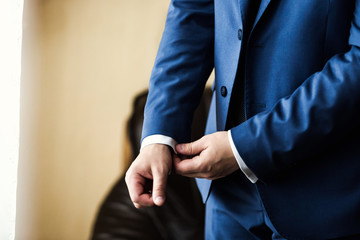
left=152, top=170, right=168, bottom=206
left=176, top=137, right=205, bottom=156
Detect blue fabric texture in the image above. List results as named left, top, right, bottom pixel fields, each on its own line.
left=142, top=0, right=360, bottom=239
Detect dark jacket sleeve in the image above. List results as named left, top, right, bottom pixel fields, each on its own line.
left=141, top=0, right=214, bottom=144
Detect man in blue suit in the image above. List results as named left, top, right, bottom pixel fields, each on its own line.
left=125, top=0, right=360, bottom=239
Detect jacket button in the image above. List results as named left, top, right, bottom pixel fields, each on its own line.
left=238, top=29, right=242, bottom=40
left=220, top=86, right=227, bottom=97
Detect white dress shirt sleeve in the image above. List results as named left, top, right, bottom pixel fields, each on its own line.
left=141, top=134, right=178, bottom=153
left=228, top=130, right=258, bottom=183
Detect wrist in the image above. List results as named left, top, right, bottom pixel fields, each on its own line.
left=141, top=143, right=171, bottom=152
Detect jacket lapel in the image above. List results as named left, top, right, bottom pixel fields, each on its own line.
left=253, top=0, right=271, bottom=29
left=239, top=0, right=271, bottom=32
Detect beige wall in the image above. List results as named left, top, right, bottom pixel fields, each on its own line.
left=17, top=0, right=170, bottom=239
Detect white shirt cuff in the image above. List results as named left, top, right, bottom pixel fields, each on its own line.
left=228, top=130, right=258, bottom=183
left=141, top=134, right=178, bottom=153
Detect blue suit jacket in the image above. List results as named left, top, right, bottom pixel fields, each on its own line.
left=142, top=0, right=360, bottom=238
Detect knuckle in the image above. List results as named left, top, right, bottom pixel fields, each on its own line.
left=153, top=184, right=165, bottom=193
left=198, top=163, right=206, bottom=172
left=182, top=143, right=193, bottom=155
left=199, top=161, right=212, bottom=173
left=206, top=164, right=213, bottom=173
left=189, top=143, right=194, bottom=155
left=124, top=173, right=130, bottom=183
left=124, top=170, right=133, bottom=183
left=132, top=195, right=140, bottom=203
left=183, top=143, right=191, bottom=154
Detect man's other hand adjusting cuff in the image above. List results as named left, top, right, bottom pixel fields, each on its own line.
left=141, top=135, right=178, bottom=153
left=228, top=130, right=258, bottom=183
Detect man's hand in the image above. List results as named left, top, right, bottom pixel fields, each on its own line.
left=174, top=131, right=239, bottom=180
left=125, top=144, right=172, bottom=208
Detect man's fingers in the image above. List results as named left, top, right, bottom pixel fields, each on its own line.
left=125, top=172, right=143, bottom=201
left=125, top=172, right=154, bottom=208
left=176, top=137, right=205, bottom=156
left=132, top=193, right=154, bottom=208
left=174, top=157, right=211, bottom=178
left=152, top=170, right=168, bottom=206
left=174, top=154, right=203, bottom=175
left=125, top=144, right=173, bottom=208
